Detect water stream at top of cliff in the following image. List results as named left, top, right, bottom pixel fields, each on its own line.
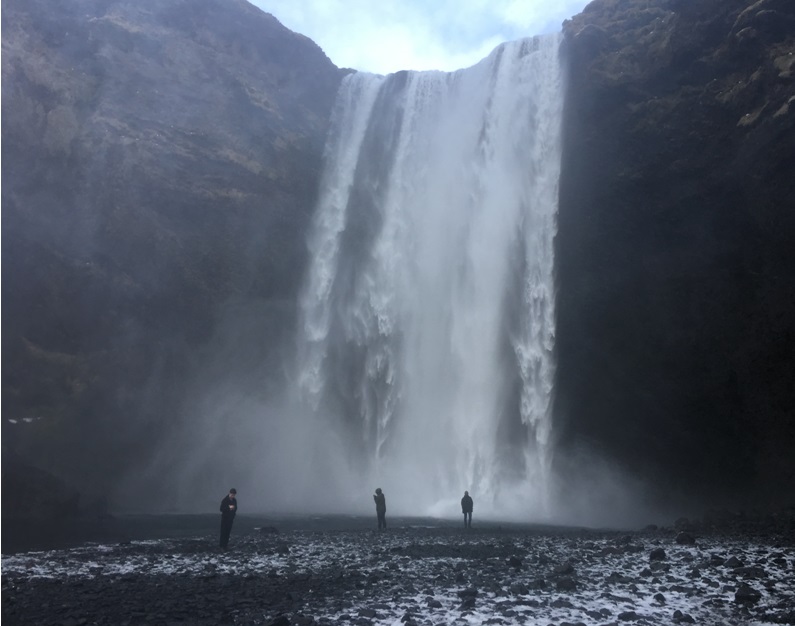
left=296, top=34, right=564, bottom=519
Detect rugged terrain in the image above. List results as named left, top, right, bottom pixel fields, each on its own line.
left=3, top=516, right=794, bottom=626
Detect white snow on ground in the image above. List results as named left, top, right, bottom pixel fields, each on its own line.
left=3, top=528, right=794, bottom=625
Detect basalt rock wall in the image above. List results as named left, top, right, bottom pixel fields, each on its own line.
left=556, top=0, right=795, bottom=508
left=1, top=0, right=345, bottom=501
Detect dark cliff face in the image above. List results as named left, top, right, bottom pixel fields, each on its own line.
left=2, top=0, right=345, bottom=499
left=556, top=0, right=795, bottom=508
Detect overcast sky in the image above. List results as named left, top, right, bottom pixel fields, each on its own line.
left=249, top=0, right=592, bottom=74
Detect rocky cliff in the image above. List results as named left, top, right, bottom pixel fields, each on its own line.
left=556, top=0, right=795, bottom=508
left=2, top=0, right=345, bottom=504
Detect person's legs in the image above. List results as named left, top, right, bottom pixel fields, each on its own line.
left=220, top=519, right=228, bottom=547
left=220, top=516, right=234, bottom=548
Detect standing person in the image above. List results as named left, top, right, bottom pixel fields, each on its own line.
left=373, top=488, right=387, bottom=530
left=461, top=491, right=473, bottom=528
left=219, top=488, right=238, bottom=549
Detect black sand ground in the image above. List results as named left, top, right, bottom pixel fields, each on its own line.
left=2, top=515, right=794, bottom=626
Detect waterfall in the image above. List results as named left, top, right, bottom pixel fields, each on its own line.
left=297, top=34, right=564, bottom=518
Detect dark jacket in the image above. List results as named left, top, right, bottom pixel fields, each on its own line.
left=461, top=495, right=473, bottom=513
left=374, top=492, right=386, bottom=513
left=220, top=495, right=238, bottom=517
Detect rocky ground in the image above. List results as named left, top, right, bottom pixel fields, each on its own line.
left=2, top=516, right=794, bottom=625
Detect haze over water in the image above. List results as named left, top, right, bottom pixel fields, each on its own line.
left=297, top=34, right=564, bottom=519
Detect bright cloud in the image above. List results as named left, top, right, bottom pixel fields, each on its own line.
left=248, top=0, right=591, bottom=74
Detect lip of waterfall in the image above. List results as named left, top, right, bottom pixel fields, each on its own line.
left=297, top=34, right=564, bottom=519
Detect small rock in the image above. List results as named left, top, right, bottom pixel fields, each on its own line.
left=509, top=582, right=529, bottom=595
left=457, top=587, right=478, bottom=599
left=649, top=548, right=666, bottom=561
left=676, top=532, right=696, bottom=545
left=734, top=565, right=766, bottom=578
left=552, top=561, right=575, bottom=576
left=459, top=596, right=476, bottom=610
left=735, top=583, right=762, bottom=604
left=556, top=576, right=577, bottom=591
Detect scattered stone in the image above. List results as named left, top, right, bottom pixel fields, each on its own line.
left=507, top=556, right=522, bottom=568
left=555, top=576, right=577, bottom=591
left=676, top=532, right=696, bottom=545
left=457, top=587, right=478, bottom=600
left=735, top=583, right=762, bottom=604
left=649, top=548, right=666, bottom=561
left=673, top=609, right=695, bottom=623
left=734, top=565, right=766, bottom=578
left=509, top=583, right=528, bottom=595
left=552, top=561, right=575, bottom=576
left=459, top=596, right=476, bottom=610
left=618, top=610, right=638, bottom=621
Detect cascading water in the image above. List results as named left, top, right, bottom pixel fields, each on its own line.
left=297, top=34, right=564, bottom=519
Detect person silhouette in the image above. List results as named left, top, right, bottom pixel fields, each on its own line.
left=373, top=488, right=386, bottom=530
left=461, top=490, right=473, bottom=528
left=219, top=488, right=238, bottom=549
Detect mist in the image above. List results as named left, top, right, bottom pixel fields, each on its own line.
left=109, top=32, right=673, bottom=530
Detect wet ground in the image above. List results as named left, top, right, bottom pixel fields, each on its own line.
left=2, top=516, right=794, bottom=625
